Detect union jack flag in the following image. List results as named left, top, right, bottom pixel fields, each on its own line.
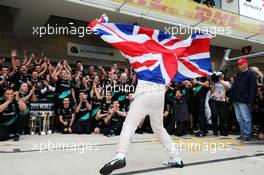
left=88, top=14, right=212, bottom=85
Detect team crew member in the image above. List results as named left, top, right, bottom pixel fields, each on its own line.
left=0, top=88, right=26, bottom=141
left=58, top=97, right=75, bottom=133
left=52, top=62, right=75, bottom=110
left=125, top=92, right=134, bottom=112
left=12, top=65, right=31, bottom=91
left=171, top=90, right=190, bottom=136
left=39, top=74, right=56, bottom=103
left=192, top=77, right=210, bottom=137
left=18, top=83, right=35, bottom=134
left=103, top=100, right=127, bottom=137
left=95, top=92, right=113, bottom=134
left=90, top=75, right=103, bottom=119
left=113, top=73, right=131, bottom=108
left=0, top=66, right=13, bottom=100
left=75, top=91, right=92, bottom=134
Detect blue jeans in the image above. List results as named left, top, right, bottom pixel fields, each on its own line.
left=233, top=102, right=252, bottom=137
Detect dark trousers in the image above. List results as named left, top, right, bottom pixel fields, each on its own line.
left=75, top=118, right=93, bottom=134
left=0, top=126, right=9, bottom=141
left=226, top=103, right=240, bottom=133
left=103, top=119, right=125, bottom=136
left=164, top=116, right=175, bottom=135
left=175, top=121, right=188, bottom=136
left=19, top=116, right=30, bottom=134
left=0, top=117, right=22, bottom=141
left=209, top=99, right=228, bottom=134
left=193, top=95, right=207, bottom=132
left=165, top=115, right=189, bottom=136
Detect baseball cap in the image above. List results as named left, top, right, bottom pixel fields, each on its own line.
left=236, top=58, right=248, bottom=64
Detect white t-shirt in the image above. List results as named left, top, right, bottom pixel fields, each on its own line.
left=210, top=81, right=230, bottom=102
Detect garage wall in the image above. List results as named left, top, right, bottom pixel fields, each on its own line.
left=0, top=33, right=129, bottom=68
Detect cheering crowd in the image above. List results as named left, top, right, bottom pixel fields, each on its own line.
left=0, top=50, right=263, bottom=141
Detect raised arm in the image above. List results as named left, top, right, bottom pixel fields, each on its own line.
left=75, top=99, right=82, bottom=113
left=38, top=63, right=48, bottom=77
left=11, top=49, right=18, bottom=73
left=93, top=83, right=103, bottom=100
left=21, top=87, right=35, bottom=102
left=96, top=109, right=108, bottom=120
left=51, top=63, right=61, bottom=82
left=63, top=60, right=72, bottom=73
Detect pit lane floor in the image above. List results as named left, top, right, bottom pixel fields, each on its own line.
left=0, top=133, right=263, bottom=175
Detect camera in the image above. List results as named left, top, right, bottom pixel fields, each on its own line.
left=210, top=72, right=222, bottom=83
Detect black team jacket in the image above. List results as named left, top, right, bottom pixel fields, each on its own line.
left=231, top=69, right=257, bottom=105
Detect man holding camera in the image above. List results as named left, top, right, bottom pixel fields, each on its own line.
left=231, top=58, right=257, bottom=141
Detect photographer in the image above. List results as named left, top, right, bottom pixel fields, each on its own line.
left=209, top=72, right=231, bottom=136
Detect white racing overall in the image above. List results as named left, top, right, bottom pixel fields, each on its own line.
left=116, top=80, right=179, bottom=158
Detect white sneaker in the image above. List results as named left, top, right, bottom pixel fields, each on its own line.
left=163, top=157, right=184, bottom=168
